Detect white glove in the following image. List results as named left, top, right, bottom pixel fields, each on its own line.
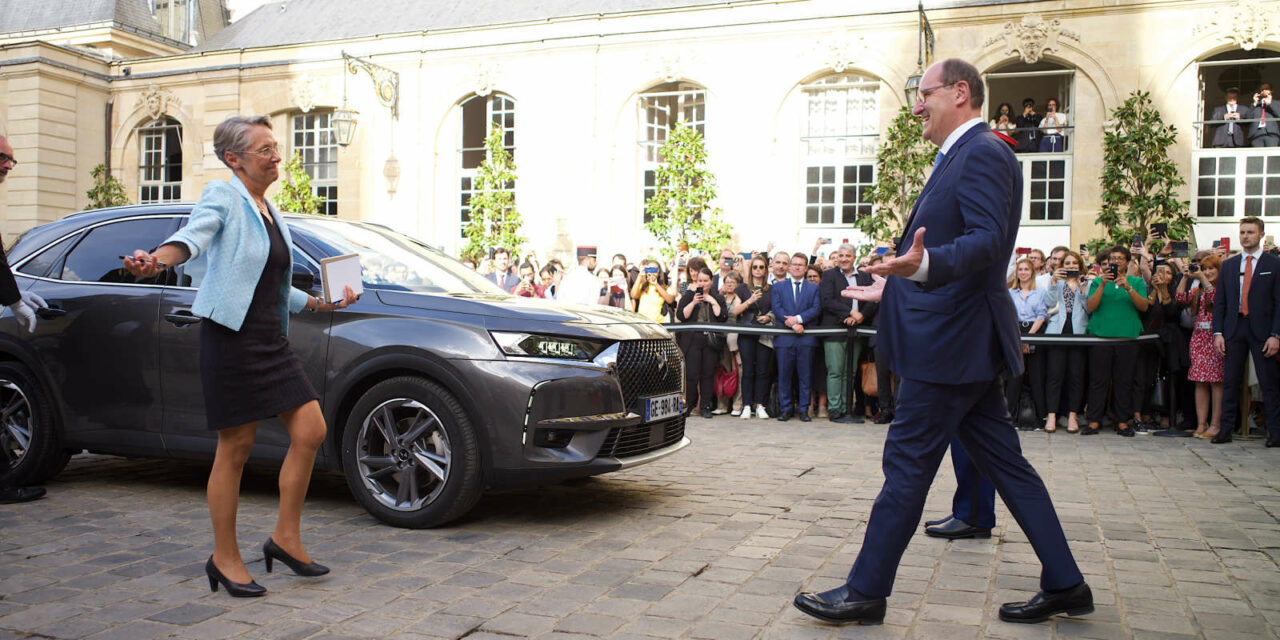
left=7, top=291, right=46, bottom=334
left=20, top=291, right=47, bottom=310
left=7, top=301, right=35, bottom=333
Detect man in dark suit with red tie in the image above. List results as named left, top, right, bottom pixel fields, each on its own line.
left=1211, top=216, right=1280, bottom=447
left=772, top=252, right=821, bottom=422
left=792, top=59, right=1090, bottom=626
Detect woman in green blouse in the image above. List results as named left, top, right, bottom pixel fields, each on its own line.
left=1083, top=246, right=1149, bottom=436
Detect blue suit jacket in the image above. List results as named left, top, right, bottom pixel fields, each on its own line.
left=1211, top=252, right=1280, bottom=342
left=164, top=176, right=311, bottom=333
left=771, top=278, right=821, bottom=347
left=880, top=122, right=1024, bottom=384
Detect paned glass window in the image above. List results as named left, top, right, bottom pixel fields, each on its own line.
left=291, top=112, right=339, bottom=216
left=138, top=117, right=182, bottom=203
left=802, top=74, right=879, bottom=226
left=459, top=94, right=516, bottom=236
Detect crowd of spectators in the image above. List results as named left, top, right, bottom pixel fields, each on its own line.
left=462, top=216, right=1280, bottom=446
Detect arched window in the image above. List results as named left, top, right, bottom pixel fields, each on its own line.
left=639, top=82, right=706, bottom=219
left=458, top=94, right=515, bottom=236
left=1194, top=48, right=1280, bottom=218
left=137, top=116, right=182, bottom=203
left=290, top=111, right=338, bottom=215
left=985, top=60, right=1075, bottom=224
left=801, top=73, right=880, bottom=226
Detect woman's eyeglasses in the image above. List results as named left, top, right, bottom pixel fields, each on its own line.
left=238, top=145, right=282, bottom=158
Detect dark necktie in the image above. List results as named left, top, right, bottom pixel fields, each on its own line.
left=933, top=151, right=945, bottom=170
left=794, top=281, right=801, bottom=303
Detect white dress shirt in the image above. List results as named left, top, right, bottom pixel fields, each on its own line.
left=906, top=117, right=984, bottom=283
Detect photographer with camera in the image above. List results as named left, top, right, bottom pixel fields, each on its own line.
left=677, top=267, right=728, bottom=419
left=1249, top=83, right=1279, bottom=147
left=1084, top=246, right=1149, bottom=436
left=1042, top=250, right=1089, bottom=433
left=603, top=265, right=632, bottom=309
left=509, top=261, right=546, bottom=298
left=632, top=259, right=676, bottom=323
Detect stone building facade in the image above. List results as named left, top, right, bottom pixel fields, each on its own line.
left=1, top=0, right=1278, bottom=259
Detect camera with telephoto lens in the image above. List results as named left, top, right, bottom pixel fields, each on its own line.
left=1189, top=261, right=1200, bottom=273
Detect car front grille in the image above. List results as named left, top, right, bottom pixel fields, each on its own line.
left=598, top=416, right=685, bottom=459
left=615, top=338, right=684, bottom=413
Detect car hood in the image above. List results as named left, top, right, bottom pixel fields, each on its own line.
left=376, top=290, right=651, bottom=325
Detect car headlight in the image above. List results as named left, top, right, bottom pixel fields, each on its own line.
left=490, top=331, right=609, bottom=361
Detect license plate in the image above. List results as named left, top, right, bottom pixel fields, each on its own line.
left=643, top=393, right=683, bottom=422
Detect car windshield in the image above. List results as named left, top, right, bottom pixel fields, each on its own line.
left=288, top=218, right=506, bottom=295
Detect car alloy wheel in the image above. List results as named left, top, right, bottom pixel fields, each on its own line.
left=0, top=362, right=68, bottom=484
left=341, top=376, right=481, bottom=528
left=0, top=380, right=32, bottom=469
left=356, top=398, right=451, bottom=512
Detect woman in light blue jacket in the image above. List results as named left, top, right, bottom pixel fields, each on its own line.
left=125, top=115, right=356, bottom=598
left=1041, top=250, right=1089, bottom=433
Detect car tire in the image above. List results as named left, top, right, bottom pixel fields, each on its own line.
left=0, top=361, right=69, bottom=485
left=340, top=376, right=482, bottom=528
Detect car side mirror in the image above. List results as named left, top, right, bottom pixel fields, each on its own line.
left=291, top=270, right=316, bottom=292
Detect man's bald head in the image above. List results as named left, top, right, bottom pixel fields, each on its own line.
left=0, top=136, right=14, bottom=184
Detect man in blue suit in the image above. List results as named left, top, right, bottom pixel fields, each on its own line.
left=793, top=59, right=1091, bottom=625
left=772, top=252, right=821, bottom=422
left=1211, top=216, right=1280, bottom=447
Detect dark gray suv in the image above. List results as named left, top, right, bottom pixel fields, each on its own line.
left=0, top=205, right=687, bottom=527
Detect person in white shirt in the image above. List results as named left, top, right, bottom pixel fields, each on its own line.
left=556, top=253, right=604, bottom=306
left=1038, top=98, right=1069, bottom=152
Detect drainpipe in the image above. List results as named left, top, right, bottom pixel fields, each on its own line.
left=104, top=100, right=113, bottom=174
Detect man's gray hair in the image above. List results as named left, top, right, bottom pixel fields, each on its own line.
left=939, top=58, right=985, bottom=109
left=838, top=243, right=857, bottom=253
left=212, top=115, right=273, bottom=169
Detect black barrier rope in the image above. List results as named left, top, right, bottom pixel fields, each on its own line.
left=661, top=323, right=1160, bottom=345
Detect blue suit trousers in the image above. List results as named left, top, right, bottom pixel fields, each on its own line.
left=847, top=376, right=1082, bottom=597
left=776, top=341, right=814, bottom=415
left=949, top=437, right=996, bottom=529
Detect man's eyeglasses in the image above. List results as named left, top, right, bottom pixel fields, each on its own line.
left=237, top=145, right=282, bottom=158
left=916, top=82, right=958, bottom=104
left=0, top=153, right=16, bottom=167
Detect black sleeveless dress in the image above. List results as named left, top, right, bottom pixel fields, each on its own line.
left=198, top=216, right=318, bottom=430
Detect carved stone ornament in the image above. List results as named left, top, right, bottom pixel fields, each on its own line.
left=819, top=31, right=867, bottom=73
left=983, top=14, right=1081, bottom=64
left=652, top=52, right=685, bottom=84
left=1193, top=0, right=1278, bottom=51
left=139, top=85, right=180, bottom=119
left=474, top=62, right=500, bottom=97
left=290, top=74, right=319, bottom=113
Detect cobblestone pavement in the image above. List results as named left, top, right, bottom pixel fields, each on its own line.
left=2, top=418, right=1278, bottom=640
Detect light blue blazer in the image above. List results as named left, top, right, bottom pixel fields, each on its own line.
left=1042, top=280, right=1090, bottom=335
left=164, top=176, right=310, bottom=333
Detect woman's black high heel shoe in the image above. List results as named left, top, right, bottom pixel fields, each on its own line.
left=263, top=538, right=330, bottom=577
left=204, top=557, right=266, bottom=597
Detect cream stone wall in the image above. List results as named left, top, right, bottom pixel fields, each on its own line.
left=2, top=0, right=1279, bottom=260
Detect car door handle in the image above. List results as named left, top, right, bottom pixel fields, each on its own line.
left=163, top=311, right=202, bottom=327
left=35, top=306, right=66, bottom=319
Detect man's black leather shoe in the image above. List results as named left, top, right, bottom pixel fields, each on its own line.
left=925, top=517, right=991, bottom=539
left=0, top=486, right=46, bottom=504
left=777, top=412, right=792, bottom=422
left=874, top=411, right=893, bottom=425
left=834, top=413, right=862, bottom=424
left=1211, top=432, right=1233, bottom=444
left=799, top=413, right=812, bottom=423
left=828, top=411, right=843, bottom=421
left=924, top=514, right=955, bottom=528
left=998, top=582, right=1093, bottom=624
left=792, top=585, right=886, bottom=625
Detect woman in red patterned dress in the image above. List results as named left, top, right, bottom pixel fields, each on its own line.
left=1175, top=254, right=1224, bottom=438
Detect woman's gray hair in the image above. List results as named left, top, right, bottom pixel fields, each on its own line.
left=212, top=115, right=273, bottom=169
